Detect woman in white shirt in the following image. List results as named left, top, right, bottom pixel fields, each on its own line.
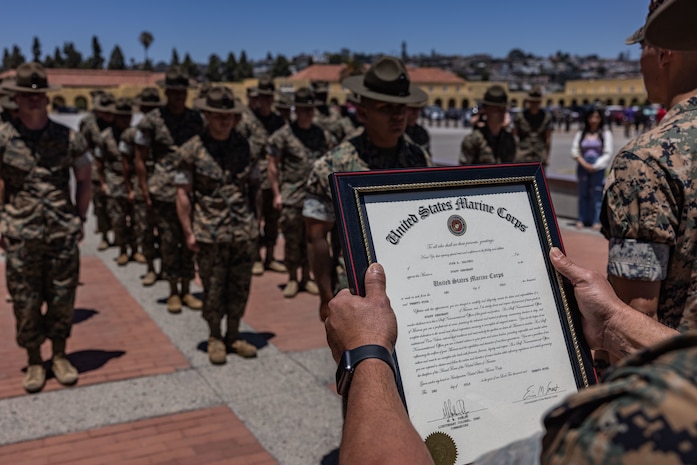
left=571, top=108, right=613, bottom=231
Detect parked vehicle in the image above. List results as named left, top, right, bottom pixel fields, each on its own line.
left=422, top=105, right=445, bottom=121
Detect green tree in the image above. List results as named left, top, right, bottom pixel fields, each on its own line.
left=139, top=31, right=154, bottom=67
left=52, top=46, right=65, bottom=68
left=32, top=36, right=41, bottom=63
left=89, top=36, right=104, bottom=69
left=9, top=45, right=26, bottom=68
left=271, top=54, right=291, bottom=77
left=62, top=42, right=82, bottom=68
left=206, top=54, right=222, bottom=82
left=235, top=50, right=253, bottom=81
left=2, top=48, right=9, bottom=70
left=171, top=48, right=180, bottom=66
left=223, top=52, right=237, bottom=81
left=108, top=45, right=126, bottom=70
left=182, top=53, right=199, bottom=78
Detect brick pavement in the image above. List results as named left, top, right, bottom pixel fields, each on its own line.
left=0, top=222, right=609, bottom=464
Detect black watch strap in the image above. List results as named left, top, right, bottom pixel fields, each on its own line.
left=336, top=344, right=396, bottom=397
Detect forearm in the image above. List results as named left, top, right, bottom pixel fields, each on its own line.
left=134, top=146, right=150, bottom=198
left=603, top=301, right=679, bottom=358
left=175, top=187, right=194, bottom=237
left=75, top=178, right=92, bottom=218
left=122, top=158, right=133, bottom=193
left=307, top=225, right=334, bottom=304
left=267, top=155, right=281, bottom=198
left=341, top=360, right=434, bottom=465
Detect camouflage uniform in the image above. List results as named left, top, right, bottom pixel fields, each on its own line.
left=237, top=109, right=285, bottom=261
left=459, top=126, right=516, bottom=165
left=135, top=106, right=203, bottom=282
left=601, top=95, right=697, bottom=332
left=540, top=332, right=697, bottom=465
left=313, top=109, right=344, bottom=146
left=514, top=110, right=553, bottom=165
left=269, top=122, right=332, bottom=272
left=100, top=126, right=133, bottom=251
left=175, top=131, right=258, bottom=341
left=405, top=123, right=431, bottom=154
left=79, top=113, right=110, bottom=236
left=119, top=127, right=156, bottom=264
left=0, top=120, right=89, bottom=348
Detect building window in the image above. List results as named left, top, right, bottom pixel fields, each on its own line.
left=429, top=86, right=434, bottom=92
left=75, top=96, right=88, bottom=110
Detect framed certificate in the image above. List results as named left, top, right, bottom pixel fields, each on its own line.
left=330, top=163, right=596, bottom=464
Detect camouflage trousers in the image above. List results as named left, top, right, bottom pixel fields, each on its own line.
left=257, top=188, right=280, bottom=259
left=152, top=199, right=194, bottom=281
left=280, top=205, right=307, bottom=271
left=5, top=236, right=80, bottom=348
left=92, top=181, right=110, bottom=234
left=198, top=241, right=254, bottom=341
left=133, top=200, right=157, bottom=264
left=107, top=196, right=134, bottom=249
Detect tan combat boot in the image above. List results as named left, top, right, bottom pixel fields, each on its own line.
left=52, top=355, right=78, bottom=386
left=207, top=337, right=227, bottom=365
left=132, top=252, right=147, bottom=264
left=116, top=253, right=129, bottom=266
left=181, top=294, right=202, bottom=310
left=302, top=280, right=319, bottom=295
left=265, top=260, right=287, bottom=273
left=252, top=261, right=264, bottom=276
left=167, top=294, right=182, bottom=313
left=230, top=339, right=257, bottom=358
left=282, top=280, right=299, bottom=298
left=23, top=365, right=46, bottom=393
left=142, top=271, right=157, bottom=287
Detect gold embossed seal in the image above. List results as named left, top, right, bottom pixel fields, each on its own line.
left=424, top=431, right=457, bottom=465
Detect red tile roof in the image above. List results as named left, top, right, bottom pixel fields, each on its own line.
left=0, top=69, right=165, bottom=88
left=288, top=64, right=465, bottom=85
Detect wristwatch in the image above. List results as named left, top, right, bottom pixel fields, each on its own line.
left=336, top=344, right=396, bottom=397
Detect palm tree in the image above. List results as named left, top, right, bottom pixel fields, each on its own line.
left=139, top=31, right=154, bottom=68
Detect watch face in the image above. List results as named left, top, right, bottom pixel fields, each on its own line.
left=336, top=350, right=353, bottom=397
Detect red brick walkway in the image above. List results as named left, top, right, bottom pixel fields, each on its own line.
left=0, top=406, right=278, bottom=465
left=0, top=257, right=189, bottom=399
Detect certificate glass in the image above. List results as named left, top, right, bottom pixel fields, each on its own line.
left=330, top=164, right=595, bottom=464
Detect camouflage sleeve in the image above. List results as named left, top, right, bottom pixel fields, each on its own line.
left=603, top=152, right=678, bottom=280
left=460, top=134, right=475, bottom=164
left=541, top=334, right=697, bottom=465
left=173, top=138, right=196, bottom=187
left=69, top=130, right=91, bottom=170
left=118, top=127, right=136, bottom=156
left=460, top=132, right=494, bottom=164
left=267, top=127, right=285, bottom=159
left=303, top=153, right=335, bottom=222
left=79, top=116, right=101, bottom=150
left=135, top=112, right=155, bottom=147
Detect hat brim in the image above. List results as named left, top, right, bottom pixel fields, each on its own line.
left=645, top=0, right=697, bottom=50
left=625, top=26, right=645, bottom=45
left=482, top=100, right=508, bottom=108
left=194, top=97, right=245, bottom=114
left=135, top=100, right=164, bottom=108
left=526, top=97, right=543, bottom=103
left=93, top=104, right=116, bottom=113
left=2, top=83, right=60, bottom=94
left=342, top=75, right=428, bottom=105
left=156, top=80, right=196, bottom=90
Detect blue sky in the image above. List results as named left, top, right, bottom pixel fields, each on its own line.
left=2, top=1, right=648, bottom=64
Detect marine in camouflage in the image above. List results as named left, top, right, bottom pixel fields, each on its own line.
left=541, top=332, right=697, bottom=465
left=80, top=113, right=110, bottom=235
left=514, top=109, right=553, bottom=164
left=0, top=119, right=89, bottom=348
left=601, top=96, right=697, bottom=332
left=101, top=125, right=133, bottom=249
left=459, top=126, right=516, bottom=165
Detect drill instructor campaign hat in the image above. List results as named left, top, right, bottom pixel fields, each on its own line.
left=109, top=98, right=134, bottom=116
left=481, top=85, right=509, bottom=108
left=526, top=87, right=543, bottom=103
left=256, top=77, right=276, bottom=96
left=92, top=92, right=116, bottom=113
left=342, top=56, right=427, bottom=105
left=625, top=0, right=667, bottom=45
left=274, top=92, right=293, bottom=110
left=645, top=0, right=697, bottom=50
left=2, top=62, right=60, bottom=93
left=194, top=86, right=244, bottom=114
left=135, top=87, right=163, bottom=107
left=293, top=87, right=320, bottom=108
left=156, top=65, right=196, bottom=89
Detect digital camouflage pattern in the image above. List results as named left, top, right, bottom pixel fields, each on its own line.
left=0, top=119, right=87, bottom=349
left=197, top=241, right=254, bottom=342
left=405, top=123, right=431, bottom=154
left=268, top=122, right=332, bottom=208
left=541, top=332, right=697, bottom=465
left=313, top=110, right=346, bottom=146
left=136, top=106, right=204, bottom=202
left=176, top=131, right=258, bottom=244
left=100, top=126, right=128, bottom=199
left=151, top=199, right=195, bottom=281
left=237, top=108, right=285, bottom=190
left=118, top=127, right=145, bottom=200
left=459, top=127, right=516, bottom=165
left=514, top=110, right=553, bottom=164
left=80, top=113, right=110, bottom=234
left=304, top=131, right=431, bottom=222
left=0, top=120, right=88, bottom=241
left=280, top=206, right=307, bottom=270
left=601, top=96, right=697, bottom=332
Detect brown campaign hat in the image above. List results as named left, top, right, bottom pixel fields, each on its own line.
left=526, top=87, right=543, bottom=102
left=156, top=65, right=195, bottom=89
left=293, top=87, right=320, bottom=108
left=625, top=0, right=668, bottom=45
left=2, top=62, right=60, bottom=93
left=407, top=92, right=428, bottom=108
left=110, top=98, right=134, bottom=116
left=645, top=0, right=697, bottom=50
left=257, top=77, right=276, bottom=96
left=194, top=86, right=244, bottom=114
left=482, top=85, right=508, bottom=107
left=135, top=87, right=163, bottom=107
left=274, top=92, right=293, bottom=110
left=342, top=56, right=427, bottom=105
left=93, top=92, right=116, bottom=113
left=0, top=94, right=17, bottom=111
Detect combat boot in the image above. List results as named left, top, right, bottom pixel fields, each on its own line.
left=302, top=280, right=319, bottom=295
left=167, top=294, right=182, bottom=313
left=142, top=271, right=157, bottom=287
left=207, top=337, right=227, bottom=365
left=132, top=252, right=147, bottom=264
left=265, top=260, right=287, bottom=273
left=97, top=238, right=109, bottom=251
left=116, top=253, right=129, bottom=266
left=181, top=293, right=202, bottom=310
left=230, top=339, right=257, bottom=358
left=283, top=280, right=299, bottom=298
left=23, top=365, right=46, bottom=393
left=52, top=355, right=78, bottom=386
left=252, top=261, right=264, bottom=275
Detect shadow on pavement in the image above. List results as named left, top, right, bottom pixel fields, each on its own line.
left=321, top=449, right=339, bottom=465
left=63, top=349, right=126, bottom=375
left=72, top=308, right=99, bottom=325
